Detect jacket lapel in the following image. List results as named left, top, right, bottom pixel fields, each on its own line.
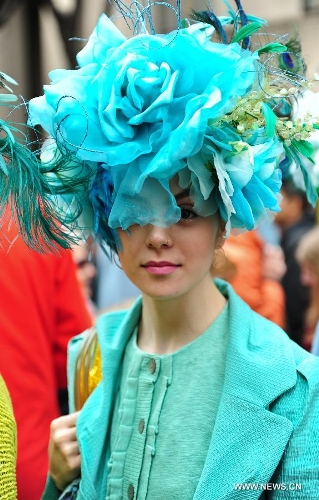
left=76, top=298, right=143, bottom=500
left=194, top=394, right=293, bottom=499
left=194, top=281, right=297, bottom=499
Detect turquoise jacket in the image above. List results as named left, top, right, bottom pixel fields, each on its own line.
left=43, top=280, right=319, bottom=499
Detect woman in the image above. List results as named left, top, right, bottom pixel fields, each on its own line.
left=27, top=1, right=319, bottom=498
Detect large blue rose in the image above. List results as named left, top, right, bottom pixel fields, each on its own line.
left=29, top=14, right=259, bottom=196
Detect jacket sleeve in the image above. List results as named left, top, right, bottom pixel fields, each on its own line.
left=42, top=476, right=80, bottom=500
left=41, top=475, right=62, bottom=500
left=270, top=357, right=319, bottom=498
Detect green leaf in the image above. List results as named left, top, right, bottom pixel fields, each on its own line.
left=258, top=43, right=287, bottom=55
left=292, top=139, right=314, bottom=159
left=180, top=18, right=187, bottom=29
left=231, top=22, right=262, bottom=44
left=261, top=102, right=277, bottom=137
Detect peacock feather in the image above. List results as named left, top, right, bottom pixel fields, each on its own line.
left=279, top=32, right=304, bottom=75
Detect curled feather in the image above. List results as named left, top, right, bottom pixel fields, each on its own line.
left=190, top=9, right=228, bottom=43
left=0, top=122, right=80, bottom=252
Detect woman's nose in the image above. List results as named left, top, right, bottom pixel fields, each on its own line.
left=145, top=225, right=172, bottom=249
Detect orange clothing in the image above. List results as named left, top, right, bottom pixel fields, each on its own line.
left=215, top=231, right=286, bottom=328
left=0, top=223, right=92, bottom=500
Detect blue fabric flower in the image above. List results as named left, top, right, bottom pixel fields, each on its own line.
left=186, top=124, right=284, bottom=233
left=29, top=15, right=258, bottom=173
left=29, top=13, right=262, bottom=231
left=29, top=11, right=317, bottom=240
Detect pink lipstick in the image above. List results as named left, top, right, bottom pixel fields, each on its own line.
left=142, top=261, right=180, bottom=275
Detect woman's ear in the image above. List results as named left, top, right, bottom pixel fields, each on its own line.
left=216, top=221, right=226, bottom=249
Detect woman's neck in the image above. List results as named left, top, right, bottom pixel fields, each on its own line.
left=137, top=278, right=226, bottom=354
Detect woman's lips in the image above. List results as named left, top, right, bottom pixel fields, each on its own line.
left=142, top=261, right=180, bottom=275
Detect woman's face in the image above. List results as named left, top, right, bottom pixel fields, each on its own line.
left=117, top=183, right=224, bottom=301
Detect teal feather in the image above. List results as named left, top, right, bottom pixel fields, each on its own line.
left=283, top=142, right=318, bottom=207
left=291, top=138, right=314, bottom=160
left=0, top=72, right=78, bottom=251
left=0, top=121, right=79, bottom=252
left=190, top=10, right=228, bottom=43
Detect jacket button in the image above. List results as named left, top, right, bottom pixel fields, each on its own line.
left=127, top=484, right=134, bottom=499
left=149, top=358, right=156, bottom=374
left=138, top=419, right=145, bottom=434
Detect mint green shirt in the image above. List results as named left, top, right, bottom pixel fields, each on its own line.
left=106, top=303, right=229, bottom=500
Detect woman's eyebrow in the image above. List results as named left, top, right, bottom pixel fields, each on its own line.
left=174, top=189, right=190, bottom=201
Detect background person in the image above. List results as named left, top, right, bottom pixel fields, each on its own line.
left=0, top=217, right=92, bottom=500
left=213, top=229, right=286, bottom=328
left=71, top=240, right=97, bottom=317
left=275, top=179, right=316, bottom=345
left=295, top=225, right=319, bottom=350
left=93, top=245, right=140, bottom=314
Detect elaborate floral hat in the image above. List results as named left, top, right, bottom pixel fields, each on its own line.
left=0, top=72, right=73, bottom=251
left=28, top=0, right=319, bottom=251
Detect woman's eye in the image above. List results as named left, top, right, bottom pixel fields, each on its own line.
left=180, top=207, right=198, bottom=220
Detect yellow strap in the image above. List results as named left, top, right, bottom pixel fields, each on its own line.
left=74, top=327, right=103, bottom=411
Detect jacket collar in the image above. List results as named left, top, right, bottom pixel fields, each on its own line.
left=218, top=279, right=297, bottom=405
